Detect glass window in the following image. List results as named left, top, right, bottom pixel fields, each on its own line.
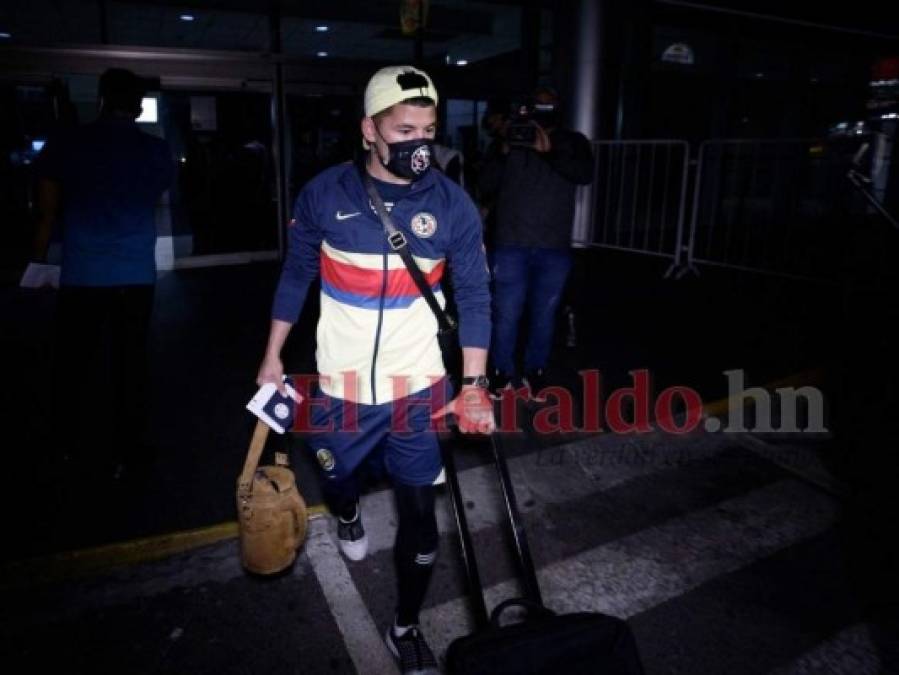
left=285, top=93, right=359, bottom=200
left=160, top=89, right=278, bottom=257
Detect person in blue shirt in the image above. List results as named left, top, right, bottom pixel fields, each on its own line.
left=256, top=65, right=494, bottom=674
left=34, top=68, right=174, bottom=480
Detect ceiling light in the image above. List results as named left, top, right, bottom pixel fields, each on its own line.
left=180, top=14, right=195, bottom=22
left=317, top=51, right=328, bottom=57
left=0, top=31, right=11, bottom=39
left=456, top=59, right=468, bottom=66
left=315, top=25, right=329, bottom=32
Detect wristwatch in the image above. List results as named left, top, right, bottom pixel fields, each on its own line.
left=461, top=374, right=490, bottom=389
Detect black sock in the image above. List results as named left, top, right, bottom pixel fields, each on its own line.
left=322, top=474, right=360, bottom=521
left=395, top=548, right=436, bottom=626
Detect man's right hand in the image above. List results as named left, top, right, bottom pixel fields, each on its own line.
left=256, top=355, right=286, bottom=394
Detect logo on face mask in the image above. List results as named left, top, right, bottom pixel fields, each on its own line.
left=381, top=139, right=432, bottom=180
left=410, top=145, right=431, bottom=175
left=374, top=123, right=434, bottom=181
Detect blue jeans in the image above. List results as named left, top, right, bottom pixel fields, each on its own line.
left=491, top=245, right=573, bottom=376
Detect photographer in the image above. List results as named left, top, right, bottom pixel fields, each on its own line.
left=478, top=86, right=594, bottom=400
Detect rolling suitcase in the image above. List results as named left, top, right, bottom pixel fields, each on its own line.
left=441, top=432, right=645, bottom=675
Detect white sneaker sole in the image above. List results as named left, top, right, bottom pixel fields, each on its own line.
left=338, top=533, right=368, bottom=561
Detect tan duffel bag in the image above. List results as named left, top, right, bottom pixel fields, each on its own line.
left=236, top=419, right=308, bottom=574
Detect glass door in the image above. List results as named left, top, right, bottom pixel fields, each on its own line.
left=0, top=66, right=282, bottom=282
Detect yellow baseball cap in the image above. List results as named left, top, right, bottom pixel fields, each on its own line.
left=364, top=65, right=439, bottom=118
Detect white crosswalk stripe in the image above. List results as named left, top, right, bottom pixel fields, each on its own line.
left=305, top=518, right=399, bottom=675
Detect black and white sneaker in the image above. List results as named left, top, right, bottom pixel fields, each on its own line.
left=385, top=624, right=439, bottom=675
left=336, top=503, right=368, bottom=561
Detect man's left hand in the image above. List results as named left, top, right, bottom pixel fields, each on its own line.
left=431, top=385, right=496, bottom=434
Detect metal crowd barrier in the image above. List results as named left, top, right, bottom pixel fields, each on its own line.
left=683, top=137, right=885, bottom=282
left=575, top=140, right=690, bottom=277
left=573, top=136, right=895, bottom=284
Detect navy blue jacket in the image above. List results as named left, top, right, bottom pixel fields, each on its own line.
left=273, top=161, right=490, bottom=404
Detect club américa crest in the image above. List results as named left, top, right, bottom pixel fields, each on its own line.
left=316, top=448, right=336, bottom=472
left=411, top=144, right=431, bottom=174
left=410, top=212, right=438, bottom=238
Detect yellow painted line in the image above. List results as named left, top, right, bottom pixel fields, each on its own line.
left=0, top=504, right=328, bottom=591
left=702, top=368, right=824, bottom=419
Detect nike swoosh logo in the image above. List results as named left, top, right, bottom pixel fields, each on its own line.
left=336, top=211, right=361, bottom=221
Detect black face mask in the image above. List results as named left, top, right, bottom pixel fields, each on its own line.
left=375, top=127, right=434, bottom=181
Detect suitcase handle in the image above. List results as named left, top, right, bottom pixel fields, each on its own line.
left=489, top=432, right=543, bottom=607
left=440, top=432, right=490, bottom=628
left=490, top=598, right=555, bottom=628
left=439, top=426, right=545, bottom=630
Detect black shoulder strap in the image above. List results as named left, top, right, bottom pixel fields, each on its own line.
left=363, top=173, right=456, bottom=334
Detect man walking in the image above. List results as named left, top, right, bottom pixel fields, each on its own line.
left=256, top=65, right=494, bottom=673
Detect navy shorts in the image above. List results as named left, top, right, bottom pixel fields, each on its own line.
left=304, top=377, right=452, bottom=487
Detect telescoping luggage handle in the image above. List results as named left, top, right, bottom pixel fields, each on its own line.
left=439, top=429, right=544, bottom=630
